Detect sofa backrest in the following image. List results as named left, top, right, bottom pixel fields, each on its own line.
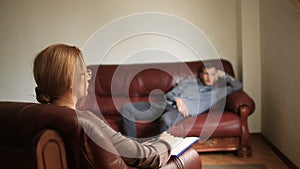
left=0, top=102, right=129, bottom=169
left=85, top=59, right=234, bottom=117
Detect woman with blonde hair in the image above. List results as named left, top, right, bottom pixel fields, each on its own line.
left=33, top=43, right=172, bottom=168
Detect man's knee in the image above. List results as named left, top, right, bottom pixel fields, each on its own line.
left=159, top=115, right=171, bottom=132
left=160, top=113, right=173, bottom=128
left=121, top=103, right=133, bottom=117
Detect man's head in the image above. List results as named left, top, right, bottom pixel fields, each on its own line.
left=198, top=63, right=217, bottom=86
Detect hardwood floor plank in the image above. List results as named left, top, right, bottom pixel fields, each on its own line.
left=200, top=134, right=290, bottom=169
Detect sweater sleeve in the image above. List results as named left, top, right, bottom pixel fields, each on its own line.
left=77, top=110, right=171, bottom=169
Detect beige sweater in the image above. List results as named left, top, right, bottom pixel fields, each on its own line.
left=77, top=110, right=171, bottom=169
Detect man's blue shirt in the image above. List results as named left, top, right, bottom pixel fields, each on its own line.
left=165, top=74, right=242, bottom=116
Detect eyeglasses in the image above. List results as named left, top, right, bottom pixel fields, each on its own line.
left=80, top=69, right=92, bottom=78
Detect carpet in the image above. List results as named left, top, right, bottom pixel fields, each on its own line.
left=202, top=163, right=268, bottom=169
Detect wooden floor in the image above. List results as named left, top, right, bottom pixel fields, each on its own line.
left=200, top=134, right=290, bottom=169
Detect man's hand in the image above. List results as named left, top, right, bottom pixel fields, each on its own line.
left=175, top=98, right=189, bottom=117
left=216, top=69, right=226, bottom=78
left=215, top=69, right=226, bottom=81
left=217, top=69, right=236, bottom=81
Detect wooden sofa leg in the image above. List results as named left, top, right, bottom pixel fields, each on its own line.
left=238, top=145, right=252, bottom=158
left=35, top=129, right=68, bottom=169
left=238, top=106, right=253, bottom=158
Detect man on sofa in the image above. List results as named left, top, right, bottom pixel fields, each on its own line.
left=121, top=63, right=242, bottom=139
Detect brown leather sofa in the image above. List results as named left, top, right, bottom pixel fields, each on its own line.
left=83, top=59, right=255, bottom=157
left=0, top=102, right=202, bottom=169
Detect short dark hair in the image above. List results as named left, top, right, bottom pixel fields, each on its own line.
left=198, top=62, right=215, bottom=74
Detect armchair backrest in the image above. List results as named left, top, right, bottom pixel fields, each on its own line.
left=0, top=102, right=128, bottom=169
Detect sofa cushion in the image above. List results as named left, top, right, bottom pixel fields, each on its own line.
left=169, top=112, right=242, bottom=138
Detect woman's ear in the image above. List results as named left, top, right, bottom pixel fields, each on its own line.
left=68, top=82, right=73, bottom=89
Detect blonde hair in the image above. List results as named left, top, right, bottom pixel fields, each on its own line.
left=33, top=44, right=86, bottom=104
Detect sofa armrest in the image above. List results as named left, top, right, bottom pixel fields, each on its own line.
left=225, top=91, right=255, bottom=157
left=225, top=90, right=255, bottom=115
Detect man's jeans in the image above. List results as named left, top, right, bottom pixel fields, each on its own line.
left=121, top=102, right=184, bottom=139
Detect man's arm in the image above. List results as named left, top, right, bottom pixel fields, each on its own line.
left=216, top=70, right=242, bottom=94
left=226, top=74, right=243, bottom=92
left=165, top=80, right=190, bottom=117
left=174, top=98, right=189, bottom=117
left=165, top=84, right=181, bottom=102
